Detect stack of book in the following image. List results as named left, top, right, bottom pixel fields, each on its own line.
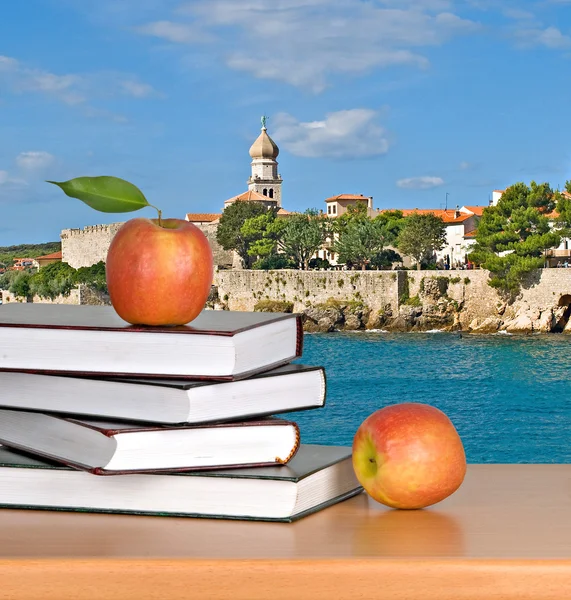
left=0, top=304, right=362, bottom=522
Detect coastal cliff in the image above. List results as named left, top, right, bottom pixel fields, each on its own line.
left=213, top=269, right=571, bottom=334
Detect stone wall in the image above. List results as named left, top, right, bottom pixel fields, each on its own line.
left=1, top=285, right=109, bottom=306
left=60, top=221, right=233, bottom=269
left=194, top=222, right=233, bottom=269
left=215, top=269, right=401, bottom=315
left=1, top=288, right=81, bottom=305
left=214, top=269, right=571, bottom=333
left=61, top=223, right=123, bottom=269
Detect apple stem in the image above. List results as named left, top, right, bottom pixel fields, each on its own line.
left=149, top=204, right=163, bottom=227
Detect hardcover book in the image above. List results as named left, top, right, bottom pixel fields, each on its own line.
left=0, top=304, right=303, bottom=380
left=0, top=444, right=362, bottom=522
left=0, top=411, right=300, bottom=474
left=0, top=364, right=325, bottom=424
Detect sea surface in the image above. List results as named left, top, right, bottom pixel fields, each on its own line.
left=287, top=331, right=571, bottom=463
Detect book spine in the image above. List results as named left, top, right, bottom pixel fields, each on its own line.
left=296, top=314, right=304, bottom=357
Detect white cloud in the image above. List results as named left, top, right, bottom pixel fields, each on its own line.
left=16, top=151, right=55, bottom=171
left=120, top=79, right=157, bottom=98
left=137, top=0, right=480, bottom=91
left=397, top=176, right=444, bottom=189
left=136, top=20, right=213, bottom=43
left=272, top=109, right=390, bottom=159
left=0, top=169, right=27, bottom=187
left=0, top=55, right=160, bottom=110
left=0, top=56, right=18, bottom=71
left=513, top=26, right=571, bottom=50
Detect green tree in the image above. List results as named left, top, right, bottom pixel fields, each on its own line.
left=0, top=270, right=18, bottom=291
left=278, top=209, right=327, bottom=270
left=397, top=213, right=447, bottom=270
left=29, top=261, right=76, bottom=300
left=468, top=181, right=561, bottom=295
left=373, top=210, right=406, bottom=241
left=241, top=211, right=286, bottom=263
left=73, top=261, right=108, bottom=294
left=333, top=218, right=400, bottom=270
left=252, top=254, right=295, bottom=270
left=9, top=272, right=32, bottom=298
left=555, top=180, right=571, bottom=237
left=216, top=201, right=272, bottom=267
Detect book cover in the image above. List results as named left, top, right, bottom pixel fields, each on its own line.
left=0, top=364, right=326, bottom=425
left=0, top=445, right=363, bottom=522
left=0, top=413, right=301, bottom=475
left=0, top=305, right=303, bottom=380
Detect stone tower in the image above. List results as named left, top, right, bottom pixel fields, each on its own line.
left=247, top=121, right=282, bottom=207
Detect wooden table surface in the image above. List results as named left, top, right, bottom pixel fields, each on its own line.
left=2, top=464, right=571, bottom=599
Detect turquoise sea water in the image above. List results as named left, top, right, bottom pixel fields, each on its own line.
left=287, top=332, right=571, bottom=463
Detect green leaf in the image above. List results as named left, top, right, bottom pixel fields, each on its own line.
left=47, top=176, right=150, bottom=213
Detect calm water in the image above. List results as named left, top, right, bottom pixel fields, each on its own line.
left=286, top=332, right=571, bottom=463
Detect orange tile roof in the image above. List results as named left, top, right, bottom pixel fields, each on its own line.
left=277, top=208, right=291, bottom=215
left=325, top=194, right=370, bottom=202
left=225, top=190, right=273, bottom=204
left=385, top=208, right=473, bottom=224
left=185, top=213, right=220, bottom=222
left=464, top=230, right=478, bottom=238
left=35, top=251, right=62, bottom=260
left=462, top=205, right=486, bottom=216
left=493, top=189, right=505, bottom=193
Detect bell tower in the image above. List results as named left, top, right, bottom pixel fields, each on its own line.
left=247, top=116, right=282, bottom=207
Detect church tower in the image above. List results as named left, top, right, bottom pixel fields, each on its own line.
left=247, top=118, right=282, bottom=207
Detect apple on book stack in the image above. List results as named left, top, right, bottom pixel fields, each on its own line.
left=0, top=303, right=363, bottom=522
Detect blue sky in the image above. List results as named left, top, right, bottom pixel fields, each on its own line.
left=1, top=0, right=571, bottom=245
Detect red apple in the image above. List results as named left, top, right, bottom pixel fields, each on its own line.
left=106, top=217, right=214, bottom=326
left=352, top=403, right=466, bottom=509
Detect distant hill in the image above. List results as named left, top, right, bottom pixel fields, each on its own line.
left=0, top=242, right=61, bottom=268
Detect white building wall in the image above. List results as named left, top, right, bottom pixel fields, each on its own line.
left=435, top=222, right=475, bottom=267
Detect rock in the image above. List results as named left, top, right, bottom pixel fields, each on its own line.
left=471, top=316, right=501, bottom=333
left=535, top=310, right=554, bottom=333
left=496, top=301, right=507, bottom=316
left=389, top=305, right=422, bottom=331
left=469, top=318, right=480, bottom=330
left=503, top=313, right=533, bottom=334
left=302, top=304, right=343, bottom=332
left=342, top=302, right=370, bottom=330
left=563, top=318, right=571, bottom=334
left=366, top=312, right=382, bottom=330
left=344, top=314, right=362, bottom=330
left=368, top=304, right=393, bottom=329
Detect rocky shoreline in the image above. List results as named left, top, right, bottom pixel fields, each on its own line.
left=207, top=271, right=571, bottom=334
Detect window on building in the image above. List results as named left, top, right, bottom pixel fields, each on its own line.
left=263, top=189, right=268, bottom=196
left=269, top=189, right=274, bottom=198
left=328, top=205, right=331, bottom=214
left=332, top=205, right=337, bottom=215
